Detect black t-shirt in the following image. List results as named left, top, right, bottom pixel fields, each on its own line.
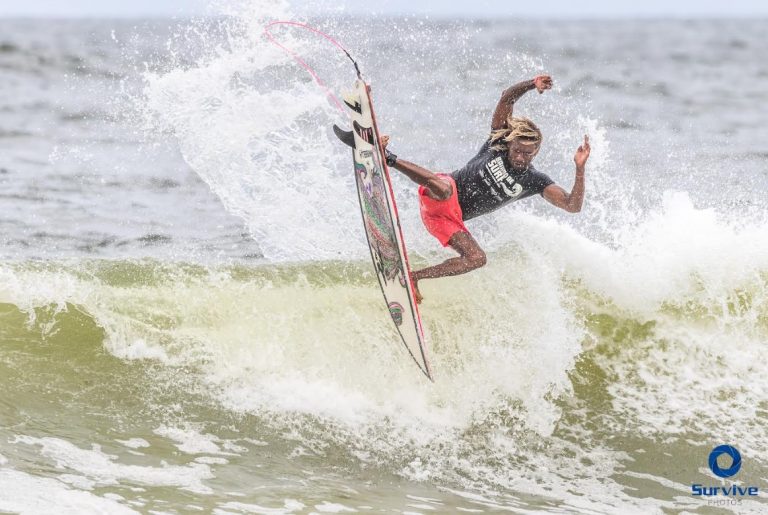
left=451, top=140, right=554, bottom=221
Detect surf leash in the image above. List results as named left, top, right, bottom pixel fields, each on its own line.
left=263, top=21, right=362, bottom=116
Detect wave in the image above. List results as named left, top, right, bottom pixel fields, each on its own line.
left=1, top=208, right=767, bottom=503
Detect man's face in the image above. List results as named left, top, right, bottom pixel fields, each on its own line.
left=507, top=139, right=540, bottom=171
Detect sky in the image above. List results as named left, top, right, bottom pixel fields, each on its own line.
left=1, top=0, right=768, bottom=18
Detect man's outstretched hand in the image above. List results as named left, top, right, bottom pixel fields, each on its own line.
left=574, top=135, right=591, bottom=169
left=533, top=75, right=553, bottom=94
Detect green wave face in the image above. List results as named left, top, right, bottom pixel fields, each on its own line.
left=1, top=257, right=767, bottom=512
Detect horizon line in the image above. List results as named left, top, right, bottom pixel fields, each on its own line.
left=2, top=13, right=768, bottom=20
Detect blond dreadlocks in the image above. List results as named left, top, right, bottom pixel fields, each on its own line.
left=489, top=116, right=542, bottom=152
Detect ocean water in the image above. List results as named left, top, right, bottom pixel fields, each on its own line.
left=1, top=2, right=768, bottom=513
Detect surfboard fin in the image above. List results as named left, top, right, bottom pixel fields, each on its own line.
left=342, top=92, right=362, bottom=113
left=333, top=124, right=355, bottom=149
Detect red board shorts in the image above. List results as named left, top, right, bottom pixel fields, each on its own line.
left=418, top=174, right=470, bottom=247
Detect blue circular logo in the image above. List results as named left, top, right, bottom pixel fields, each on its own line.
left=708, top=445, right=742, bottom=478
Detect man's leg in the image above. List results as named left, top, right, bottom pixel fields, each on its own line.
left=380, top=136, right=452, bottom=200
left=411, top=231, right=487, bottom=302
left=334, top=127, right=450, bottom=199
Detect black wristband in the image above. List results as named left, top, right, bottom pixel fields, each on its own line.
left=385, top=149, right=397, bottom=167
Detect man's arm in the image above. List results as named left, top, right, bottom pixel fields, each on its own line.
left=542, top=135, right=590, bottom=213
left=542, top=177, right=585, bottom=213
left=491, top=75, right=553, bottom=130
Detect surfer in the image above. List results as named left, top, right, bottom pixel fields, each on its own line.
left=380, top=75, right=590, bottom=302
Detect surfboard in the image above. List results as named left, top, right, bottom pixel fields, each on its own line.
left=336, top=79, right=433, bottom=381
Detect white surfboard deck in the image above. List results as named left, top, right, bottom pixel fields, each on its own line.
left=343, top=79, right=433, bottom=381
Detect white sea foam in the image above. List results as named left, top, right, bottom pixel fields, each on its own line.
left=215, top=499, right=306, bottom=514
left=14, top=436, right=214, bottom=494
left=154, top=425, right=231, bottom=455
left=0, top=468, right=138, bottom=515
left=117, top=438, right=151, bottom=449
left=314, top=502, right=357, bottom=513
left=195, top=456, right=229, bottom=465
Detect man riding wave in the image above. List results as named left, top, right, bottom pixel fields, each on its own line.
left=339, top=75, right=590, bottom=302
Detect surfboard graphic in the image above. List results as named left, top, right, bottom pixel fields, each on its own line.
left=340, top=79, right=433, bottom=381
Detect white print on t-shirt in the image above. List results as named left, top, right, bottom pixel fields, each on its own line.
left=484, top=156, right=523, bottom=199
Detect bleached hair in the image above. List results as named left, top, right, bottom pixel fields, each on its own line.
left=489, top=116, right=542, bottom=152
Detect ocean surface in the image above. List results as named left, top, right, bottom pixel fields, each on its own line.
left=1, top=3, right=768, bottom=514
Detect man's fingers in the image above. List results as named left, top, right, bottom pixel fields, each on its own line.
left=534, top=75, right=553, bottom=92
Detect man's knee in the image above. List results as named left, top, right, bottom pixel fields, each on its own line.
left=426, top=178, right=453, bottom=201
left=467, top=250, right=487, bottom=269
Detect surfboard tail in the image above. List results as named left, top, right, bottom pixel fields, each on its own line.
left=332, top=124, right=355, bottom=148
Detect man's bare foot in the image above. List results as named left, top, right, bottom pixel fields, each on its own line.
left=412, top=278, right=423, bottom=304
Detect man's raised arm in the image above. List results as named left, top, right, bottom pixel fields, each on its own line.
left=543, top=135, right=590, bottom=213
left=491, top=75, right=553, bottom=130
